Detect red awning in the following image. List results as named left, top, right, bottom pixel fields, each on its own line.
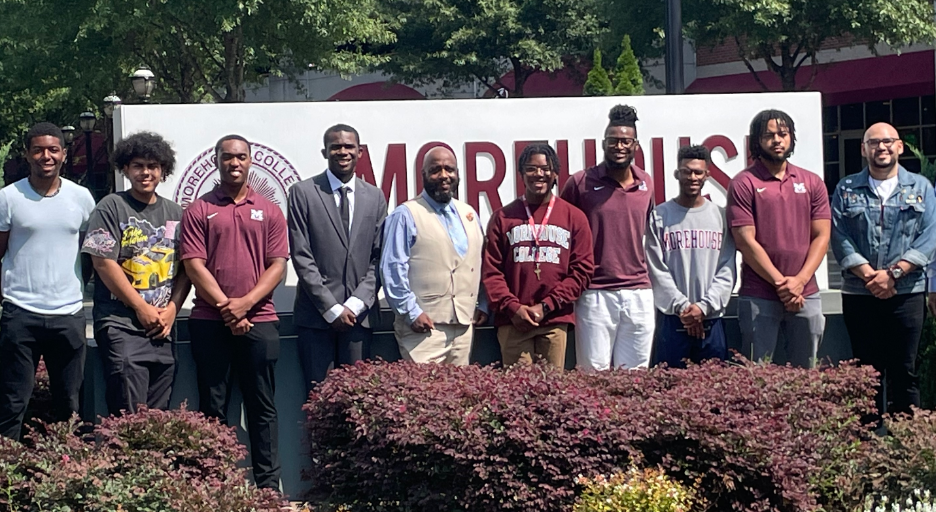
left=492, top=67, right=586, bottom=97
left=686, top=50, right=935, bottom=105
left=328, top=82, right=425, bottom=101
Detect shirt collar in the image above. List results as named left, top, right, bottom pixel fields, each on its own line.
left=326, top=169, right=356, bottom=194
left=850, top=165, right=912, bottom=189
left=211, top=186, right=256, bottom=205
left=420, top=190, right=454, bottom=214
left=752, top=159, right=798, bottom=181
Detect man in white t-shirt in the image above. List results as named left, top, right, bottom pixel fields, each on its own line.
left=0, top=123, right=95, bottom=440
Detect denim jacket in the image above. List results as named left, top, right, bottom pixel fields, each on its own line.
left=831, top=166, right=936, bottom=295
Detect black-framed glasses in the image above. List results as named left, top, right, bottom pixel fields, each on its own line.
left=677, top=167, right=707, bottom=177
left=605, top=137, right=637, bottom=148
left=521, top=165, right=554, bottom=175
left=864, top=138, right=899, bottom=148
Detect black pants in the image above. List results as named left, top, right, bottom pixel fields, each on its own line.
left=843, top=293, right=924, bottom=417
left=94, top=326, right=174, bottom=416
left=0, top=302, right=86, bottom=440
left=297, top=324, right=370, bottom=396
left=189, top=319, right=281, bottom=490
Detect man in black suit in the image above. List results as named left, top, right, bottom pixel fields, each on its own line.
left=287, top=124, right=388, bottom=394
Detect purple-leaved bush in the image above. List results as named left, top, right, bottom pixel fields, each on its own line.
left=304, top=358, right=879, bottom=512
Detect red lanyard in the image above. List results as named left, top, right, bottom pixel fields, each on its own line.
left=523, top=194, right=556, bottom=247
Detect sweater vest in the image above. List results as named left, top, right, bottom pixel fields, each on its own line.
left=403, top=196, right=483, bottom=325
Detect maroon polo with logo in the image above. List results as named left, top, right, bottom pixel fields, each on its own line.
left=560, top=162, right=654, bottom=290
left=726, top=160, right=831, bottom=301
left=180, top=187, right=289, bottom=322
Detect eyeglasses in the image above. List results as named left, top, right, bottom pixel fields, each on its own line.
left=605, top=137, right=637, bottom=148
left=864, top=138, right=900, bottom=148
left=522, top=165, right=554, bottom=175
left=677, top=167, right=707, bottom=177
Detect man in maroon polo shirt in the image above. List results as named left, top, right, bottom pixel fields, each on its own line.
left=180, top=134, right=288, bottom=491
left=726, top=109, right=831, bottom=368
left=560, top=104, right=657, bottom=370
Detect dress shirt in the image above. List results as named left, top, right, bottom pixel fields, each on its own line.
left=381, top=191, right=487, bottom=324
left=321, top=169, right=366, bottom=323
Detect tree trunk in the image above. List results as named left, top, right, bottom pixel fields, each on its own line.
left=778, top=42, right=797, bottom=91
left=223, top=24, right=246, bottom=102
left=511, top=58, right=530, bottom=98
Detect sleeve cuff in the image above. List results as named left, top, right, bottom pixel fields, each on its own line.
left=322, top=303, right=344, bottom=324
left=696, top=301, right=712, bottom=317
left=344, top=296, right=367, bottom=317
left=406, top=306, right=424, bottom=326
left=840, top=253, right=870, bottom=269
left=901, top=249, right=929, bottom=269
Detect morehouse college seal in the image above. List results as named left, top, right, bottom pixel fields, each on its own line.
left=174, top=142, right=301, bottom=212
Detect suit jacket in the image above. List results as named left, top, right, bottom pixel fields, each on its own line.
left=287, top=171, right=388, bottom=329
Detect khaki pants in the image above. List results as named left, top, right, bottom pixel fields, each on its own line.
left=497, top=324, right=568, bottom=368
left=394, top=316, right=473, bottom=365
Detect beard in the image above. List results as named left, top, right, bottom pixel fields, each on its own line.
left=760, top=147, right=793, bottom=163
left=425, top=177, right=458, bottom=203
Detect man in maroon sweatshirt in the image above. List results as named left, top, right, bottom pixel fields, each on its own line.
left=482, top=143, right=594, bottom=367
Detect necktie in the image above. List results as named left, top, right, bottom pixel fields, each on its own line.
left=338, top=186, right=350, bottom=236
left=442, top=206, right=468, bottom=257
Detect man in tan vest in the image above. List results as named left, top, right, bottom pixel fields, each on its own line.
left=380, top=146, right=488, bottom=365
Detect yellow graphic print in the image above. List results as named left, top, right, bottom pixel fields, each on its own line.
left=122, top=245, right=176, bottom=291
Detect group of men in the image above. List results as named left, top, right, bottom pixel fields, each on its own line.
left=0, top=104, right=931, bottom=489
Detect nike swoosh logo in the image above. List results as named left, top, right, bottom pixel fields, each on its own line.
left=593, top=186, right=605, bottom=191
left=207, top=212, right=218, bottom=219
left=756, top=187, right=767, bottom=193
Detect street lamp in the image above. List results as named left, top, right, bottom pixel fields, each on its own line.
left=61, top=125, right=76, bottom=177
left=103, top=93, right=122, bottom=118
left=79, top=112, right=97, bottom=200
left=130, top=66, right=156, bottom=103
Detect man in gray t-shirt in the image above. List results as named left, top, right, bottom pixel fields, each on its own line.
left=647, top=145, right=736, bottom=367
left=81, top=132, right=190, bottom=415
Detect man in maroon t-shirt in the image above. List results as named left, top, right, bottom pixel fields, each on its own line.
left=726, top=110, right=831, bottom=368
left=180, top=134, right=288, bottom=491
left=483, top=143, right=594, bottom=368
left=560, top=105, right=657, bottom=370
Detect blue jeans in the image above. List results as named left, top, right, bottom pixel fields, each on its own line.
left=655, top=314, right=727, bottom=368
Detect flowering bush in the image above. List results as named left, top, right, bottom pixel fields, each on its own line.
left=0, top=406, right=286, bottom=512
left=862, top=490, right=936, bottom=512
left=573, top=468, right=698, bottom=512
left=304, top=358, right=879, bottom=512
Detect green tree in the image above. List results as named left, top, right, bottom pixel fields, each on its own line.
left=583, top=49, right=613, bottom=96
left=685, top=0, right=936, bottom=91
left=612, top=35, right=643, bottom=95
left=377, top=0, right=605, bottom=97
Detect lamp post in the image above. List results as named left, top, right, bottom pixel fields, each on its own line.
left=61, top=125, right=75, bottom=177
left=102, top=93, right=121, bottom=195
left=130, top=66, right=156, bottom=103
left=665, top=0, right=685, bottom=94
left=79, top=111, right=97, bottom=200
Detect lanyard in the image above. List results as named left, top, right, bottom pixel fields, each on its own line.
left=523, top=194, right=556, bottom=246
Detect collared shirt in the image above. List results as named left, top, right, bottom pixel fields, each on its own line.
left=326, top=169, right=356, bottom=233
left=559, top=162, right=654, bottom=290
left=180, top=187, right=289, bottom=322
left=726, top=159, right=831, bottom=301
left=831, top=165, right=936, bottom=295
left=380, top=191, right=486, bottom=324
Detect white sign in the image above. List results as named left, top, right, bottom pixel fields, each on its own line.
left=114, top=92, right=827, bottom=311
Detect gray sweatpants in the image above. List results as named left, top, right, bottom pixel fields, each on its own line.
left=737, top=293, right=825, bottom=368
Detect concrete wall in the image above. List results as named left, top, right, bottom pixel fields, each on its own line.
left=78, top=292, right=852, bottom=500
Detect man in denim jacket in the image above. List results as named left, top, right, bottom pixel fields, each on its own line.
left=832, top=122, right=936, bottom=421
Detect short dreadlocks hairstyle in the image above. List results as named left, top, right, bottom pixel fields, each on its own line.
left=112, top=131, right=177, bottom=180
left=749, top=109, right=796, bottom=160
left=517, top=143, right=560, bottom=176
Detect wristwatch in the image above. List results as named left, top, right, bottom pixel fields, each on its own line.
left=541, top=302, right=552, bottom=316
left=887, top=265, right=905, bottom=280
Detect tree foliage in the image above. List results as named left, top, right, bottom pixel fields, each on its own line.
left=584, top=49, right=613, bottom=96
left=612, top=35, right=643, bottom=95
left=377, top=0, right=605, bottom=97
left=0, top=0, right=395, bottom=147
left=685, top=0, right=936, bottom=91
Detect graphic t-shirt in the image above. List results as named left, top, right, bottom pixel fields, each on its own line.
left=81, top=192, right=183, bottom=335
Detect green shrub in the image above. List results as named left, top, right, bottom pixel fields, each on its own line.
left=574, top=468, right=697, bottom=512
left=584, top=49, right=613, bottom=96
left=857, top=409, right=936, bottom=506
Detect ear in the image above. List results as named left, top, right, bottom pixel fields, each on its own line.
left=673, top=169, right=680, bottom=180
left=895, top=140, right=905, bottom=156
left=860, top=142, right=868, bottom=159
left=321, top=148, right=327, bottom=159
